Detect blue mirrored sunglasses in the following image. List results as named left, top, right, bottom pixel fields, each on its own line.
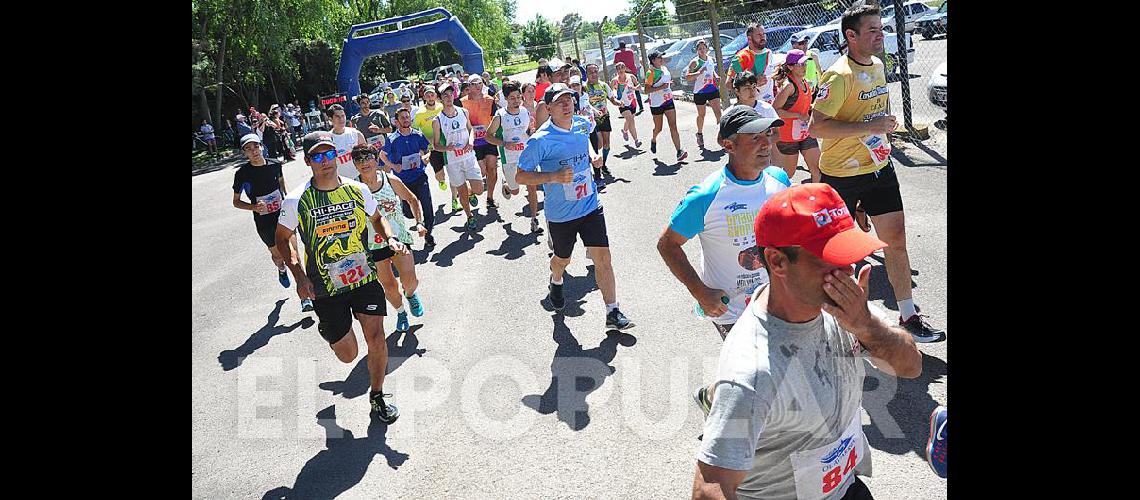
left=309, top=150, right=337, bottom=163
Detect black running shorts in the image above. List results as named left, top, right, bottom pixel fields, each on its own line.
left=429, top=150, right=445, bottom=173
left=693, top=90, right=720, bottom=106
left=475, top=143, right=498, bottom=160
left=254, top=212, right=281, bottom=247
left=548, top=207, right=609, bottom=259
left=595, top=114, right=612, bottom=132
left=313, top=280, right=386, bottom=344
left=821, top=162, right=904, bottom=217
left=650, top=100, right=676, bottom=116
left=776, top=138, right=820, bottom=155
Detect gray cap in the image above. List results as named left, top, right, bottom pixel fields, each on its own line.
left=543, top=83, right=575, bottom=105
left=717, top=105, right=784, bottom=140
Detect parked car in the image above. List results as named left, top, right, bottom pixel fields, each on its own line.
left=662, top=34, right=735, bottom=84
left=805, top=9, right=844, bottom=28
left=715, top=21, right=747, bottom=39
left=775, top=25, right=914, bottom=76
left=369, top=79, right=410, bottom=107
left=927, top=60, right=946, bottom=110
left=880, top=0, right=935, bottom=34
left=915, top=1, right=947, bottom=39
left=583, top=35, right=681, bottom=74
left=422, top=63, right=463, bottom=82
left=719, top=26, right=806, bottom=70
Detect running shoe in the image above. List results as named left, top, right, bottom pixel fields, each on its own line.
left=406, top=292, right=424, bottom=317
left=487, top=198, right=498, bottom=209
left=692, top=385, right=712, bottom=419
left=900, top=314, right=943, bottom=343
left=622, top=129, right=629, bottom=142
left=605, top=308, right=634, bottom=330
left=469, top=194, right=479, bottom=207
left=425, top=234, right=436, bottom=247
left=278, top=269, right=291, bottom=288
left=451, top=197, right=461, bottom=212
left=438, top=179, right=448, bottom=191
left=635, top=139, right=643, bottom=149
left=677, top=150, right=688, bottom=162
left=547, top=282, right=565, bottom=310
left=531, top=218, right=544, bottom=234
left=926, top=406, right=947, bottom=478
left=300, top=298, right=314, bottom=312
left=502, top=182, right=512, bottom=199
left=650, top=140, right=657, bottom=154
left=696, top=132, right=704, bottom=150
left=601, top=166, right=613, bottom=178
left=467, top=216, right=477, bottom=230
left=370, top=393, right=399, bottom=424
left=395, top=311, right=410, bottom=333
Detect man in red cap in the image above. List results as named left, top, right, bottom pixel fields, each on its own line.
left=691, top=183, right=922, bottom=500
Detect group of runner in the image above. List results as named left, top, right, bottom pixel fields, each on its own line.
left=225, top=2, right=946, bottom=494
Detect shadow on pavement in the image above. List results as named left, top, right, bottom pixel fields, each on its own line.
left=615, top=146, right=645, bottom=160
left=262, top=405, right=408, bottom=500
left=861, top=353, right=946, bottom=456
left=891, top=142, right=946, bottom=169
left=652, top=159, right=682, bottom=176
left=192, top=153, right=246, bottom=177
left=858, top=256, right=918, bottom=312
left=696, top=148, right=726, bottom=163
left=513, top=200, right=544, bottom=218
left=218, top=299, right=315, bottom=371
left=538, top=264, right=597, bottom=318
left=429, top=231, right=485, bottom=267
left=521, top=314, right=637, bottom=431
left=486, top=222, right=541, bottom=261
left=319, top=325, right=427, bottom=399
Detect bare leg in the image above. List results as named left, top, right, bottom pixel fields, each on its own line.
left=457, top=183, right=472, bottom=218
left=550, top=254, right=572, bottom=283
left=392, top=252, right=419, bottom=297
left=356, top=313, right=388, bottom=392
left=652, top=113, right=663, bottom=142
left=329, top=327, right=360, bottom=363
left=709, top=98, right=722, bottom=125
left=375, top=257, right=403, bottom=310
left=665, top=109, right=682, bottom=152
left=802, top=147, right=822, bottom=183
left=869, top=211, right=913, bottom=303
left=482, top=156, right=498, bottom=203
left=586, top=246, right=617, bottom=305
left=695, top=104, right=706, bottom=136
left=526, top=185, right=540, bottom=217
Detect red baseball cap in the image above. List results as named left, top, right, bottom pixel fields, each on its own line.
left=754, top=184, right=887, bottom=266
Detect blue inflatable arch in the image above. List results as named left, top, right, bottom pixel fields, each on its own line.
left=337, top=8, right=484, bottom=116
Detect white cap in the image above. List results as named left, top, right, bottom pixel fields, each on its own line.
left=467, top=74, right=483, bottom=84
left=240, top=133, right=261, bottom=148
left=569, top=75, right=581, bottom=85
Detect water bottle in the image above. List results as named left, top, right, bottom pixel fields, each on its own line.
left=693, top=295, right=731, bottom=319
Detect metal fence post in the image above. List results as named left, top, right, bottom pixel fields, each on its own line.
left=573, top=25, right=581, bottom=62
left=598, top=17, right=611, bottom=83
left=637, top=15, right=649, bottom=77
left=708, top=0, right=729, bottom=109
left=892, top=0, right=915, bottom=140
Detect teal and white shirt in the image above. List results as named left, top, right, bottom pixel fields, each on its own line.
left=668, top=165, right=791, bottom=324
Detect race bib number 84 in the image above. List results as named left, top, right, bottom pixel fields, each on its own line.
left=789, top=412, right=867, bottom=500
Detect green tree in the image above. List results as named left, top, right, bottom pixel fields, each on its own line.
left=522, top=14, right=558, bottom=61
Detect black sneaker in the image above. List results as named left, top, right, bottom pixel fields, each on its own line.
left=425, top=233, right=436, bottom=247
left=605, top=308, right=634, bottom=330
left=531, top=218, right=544, bottom=234
left=900, top=314, right=943, bottom=343
left=487, top=198, right=498, bottom=210
left=650, top=141, right=657, bottom=154
left=547, top=282, right=565, bottom=310
left=601, top=166, right=612, bottom=178
left=370, top=393, right=399, bottom=424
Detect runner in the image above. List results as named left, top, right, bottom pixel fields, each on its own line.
left=351, top=94, right=393, bottom=153
left=691, top=183, right=922, bottom=499
left=485, top=81, right=544, bottom=234
left=610, top=61, right=643, bottom=150
left=461, top=74, right=501, bottom=210
left=613, top=41, right=645, bottom=115
left=790, top=33, right=823, bottom=89
left=275, top=131, right=406, bottom=424
left=352, top=144, right=427, bottom=334
left=534, top=65, right=555, bottom=126
left=231, top=133, right=311, bottom=312
left=809, top=2, right=943, bottom=341
left=644, top=51, right=688, bottom=162
left=733, top=71, right=780, bottom=121
left=771, top=49, right=822, bottom=182
left=725, top=23, right=780, bottom=105
left=515, top=83, right=635, bottom=331
left=381, top=107, right=437, bottom=248
left=431, top=81, right=484, bottom=230
left=410, top=86, right=451, bottom=202
left=583, top=63, right=621, bottom=179
left=683, top=39, right=723, bottom=151
left=397, top=91, right=419, bottom=122
left=926, top=406, right=947, bottom=478
left=326, top=104, right=367, bottom=180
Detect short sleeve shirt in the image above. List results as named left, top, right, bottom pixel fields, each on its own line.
left=232, top=160, right=284, bottom=218
left=812, top=56, right=892, bottom=177
left=383, top=129, right=431, bottom=185
left=517, top=116, right=598, bottom=223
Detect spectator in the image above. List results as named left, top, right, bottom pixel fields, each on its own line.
left=235, top=114, right=252, bottom=148
left=200, top=119, right=217, bottom=154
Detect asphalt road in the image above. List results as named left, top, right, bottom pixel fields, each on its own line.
left=193, top=75, right=948, bottom=498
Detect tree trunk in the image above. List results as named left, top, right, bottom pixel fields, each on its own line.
left=268, top=68, right=281, bottom=106
left=214, top=29, right=227, bottom=132
left=199, top=89, right=213, bottom=126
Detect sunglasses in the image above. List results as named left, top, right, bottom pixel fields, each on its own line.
left=352, top=153, right=376, bottom=163
left=309, top=150, right=337, bottom=163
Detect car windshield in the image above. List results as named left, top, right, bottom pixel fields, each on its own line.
left=723, top=33, right=748, bottom=54
left=938, top=1, right=947, bottom=13
left=881, top=6, right=895, bottom=17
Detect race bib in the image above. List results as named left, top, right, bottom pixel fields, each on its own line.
left=400, top=153, right=422, bottom=172
left=505, top=136, right=526, bottom=152
left=863, top=134, right=891, bottom=167
left=367, top=134, right=385, bottom=148
left=563, top=168, right=595, bottom=201
left=662, top=88, right=674, bottom=102
left=790, top=412, right=866, bottom=500
left=256, top=189, right=283, bottom=214
left=451, top=144, right=473, bottom=158
left=325, top=252, right=371, bottom=290
left=473, top=125, right=487, bottom=141
left=792, top=119, right=811, bottom=141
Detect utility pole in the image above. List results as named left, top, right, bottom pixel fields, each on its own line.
left=597, top=17, right=611, bottom=83
left=573, top=24, right=581, bottom=62
left=708, top=0, right=729, bottom=108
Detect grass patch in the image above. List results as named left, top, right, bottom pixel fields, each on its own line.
left=500, top=60, right=539, bottom=77
left=924, top=0, right=944, bottom=8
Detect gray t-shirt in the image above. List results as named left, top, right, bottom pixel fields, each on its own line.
left=696, top=284, right=879, bottom=500
left=351, top=109, right=392, bottom=146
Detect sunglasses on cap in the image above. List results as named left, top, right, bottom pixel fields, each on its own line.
left=309, top=150, right=337, bottom=163
left=352, top=152, right=377, bottom=163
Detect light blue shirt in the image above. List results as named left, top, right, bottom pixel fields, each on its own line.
left=518, top=115, right=599, bottom=223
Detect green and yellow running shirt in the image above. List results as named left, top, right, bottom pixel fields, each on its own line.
left=278, top=177, right=379, bottom=298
